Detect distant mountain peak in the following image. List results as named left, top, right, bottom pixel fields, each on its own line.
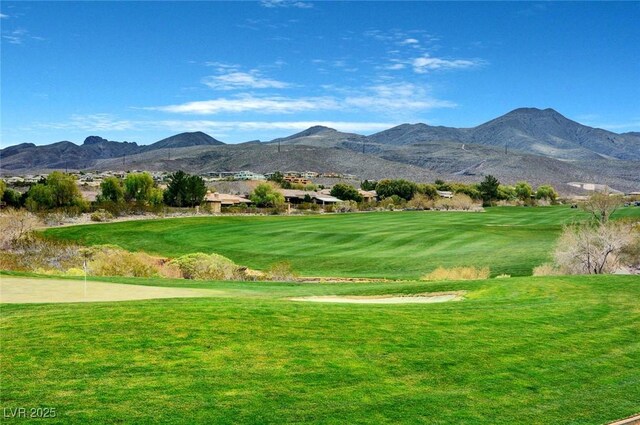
left=83, top=136, right=110, bottom=145
left=146, top=131, right=224, bottom=150
left=298, top=125, right=337, bottom=136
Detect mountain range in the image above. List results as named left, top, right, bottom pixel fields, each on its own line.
left=1, top=108, right=639, bottom=193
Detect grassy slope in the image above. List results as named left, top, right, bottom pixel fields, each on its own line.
left=43, top=206, right=640, bottom=278
left=1, top=275, right=639, bottom=424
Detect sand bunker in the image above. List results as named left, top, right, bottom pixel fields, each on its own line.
left=290, top=292, right=463, bottom=304
left=0, top=277, right=221, bottom=304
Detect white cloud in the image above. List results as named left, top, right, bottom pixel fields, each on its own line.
left=385, top=63, right=406, bottom=70
left=202, top=70, right=290, bottom=90
left=145, top=82, right=454, bottom=116
left=145, top=95, right=338, bottom=115
left=38, top=114, right=135, bottom=131
left=155, top=120, right=393, bottom=134
left=35, top=115, right=394, bottom=138
left=345, top=83, right=456, bottom=111
left=412, top=55, right=482, bottom=72
left=0, top=13, right=9, bottom=19
left=260, top=0, right=313, bottom=9
left=2, top=28, right=45, bottom=44
left=399, top=38, right=419, bottom=45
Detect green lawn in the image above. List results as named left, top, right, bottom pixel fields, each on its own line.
left=43, top=206, right=640, bottom=278
left=1, top=274, right=639, bottom=424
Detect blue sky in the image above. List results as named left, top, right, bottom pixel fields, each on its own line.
left=1, top=1, right=639, bottom=147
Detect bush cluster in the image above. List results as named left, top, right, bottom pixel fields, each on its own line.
left=421, top=266, right=490, bottom=281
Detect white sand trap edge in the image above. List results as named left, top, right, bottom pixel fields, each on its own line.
left=0, top=277, right=222, bottom=304
left=290, top=292, right=464, bottom=304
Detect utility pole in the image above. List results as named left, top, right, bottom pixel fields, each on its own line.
left=362, top=141, right=365, bottom=154
left=505, top=142, right=508, bottom=155
left=123, top=154, right=126, bottom=169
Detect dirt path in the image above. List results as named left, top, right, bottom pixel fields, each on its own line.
left=0, top=277, right=222, bottom=304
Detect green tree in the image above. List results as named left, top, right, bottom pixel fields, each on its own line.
left=148, top=187, right=165, bottom=207
left=46, top=171, right=83, bottom=207
left=479, top=175, right=500, bottom=206
left=451, top=183, right=482, bottom=200
left=97, top=177, right=125, bottom=203
left=536, top=185, right=558, bottom=203
left=330, top=183, right=363, bottom=202
left=434, top=179, right=452, bottom=191
left=164, top=171, right=207, bottom=207
left=0, top=179, right=5, bottom=201
left=25, top=172, right=85, bottom=210
left=514, top=181, right=533, bottom=201
left=360, top=180, right=377, bottom=191
left=2, top=187, right=23, bottom=208
left=250, top=183, right=285, bottom=208
left=416, top=183, right=438, bottom=199
left=25, top=184, right=53, bottom=211
left=124, top=172, right=154, bottom=203
left=376, top=179, right=417, bottom=201
left=267, top=171, right=292, bottom=189
left=497, top=185, right=516, bottom=201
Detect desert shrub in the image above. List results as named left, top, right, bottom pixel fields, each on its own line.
left=64, top=267, right=86, bottom=277
left=554, top=221, right=636, bottom=274
left=421, top=266, right=490, bottom=281
left=88, top=246, right=159, bottom=278
left=407, top=194, right=434, bottom=210
left=0, top=252, right=27, bottom=271
left=335, top=200, right=359, bottom=213
left=0, top=209, right=41, bottom=249
left=9, top=235, right=83, bottom=272
left=532, top=263, right=563, bottom=276
left=265, top=261, right=299, bottom=282
left=433, top=194, right=476, bottom=211
left=378, top=195, right=405, bottom=210
left=158, top=261, right=184, bottom=279
left=90, top=209, right=114, bottom=222
left=169, top=252, right=244, bottom=280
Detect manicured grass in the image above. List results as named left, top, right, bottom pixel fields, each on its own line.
left=1, top=274, right=639, bottom=424
left=44, top=206, right=640, bottom=278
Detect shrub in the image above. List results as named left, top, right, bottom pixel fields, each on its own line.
left=169, top=252, right=244, bottom=280
left=88, top=246, right=159, bottom=278
left=265, top=261, right=298, bottom=282
left=433, top=194, right=476, bottom=211
left=532, top=263, right=563, bottom=276
left=9, top=235, right=83, bottom=272
left=335, top=200, right=359, bottom=213
left=0, top=209, right=41, bottom=249
left=554, top=221, right=636, bottom=274
left=421, top=266, right=490, bottom=281
left=90, top=209, right=114, bottom=222
left=407, top=194, right=434, bottom=210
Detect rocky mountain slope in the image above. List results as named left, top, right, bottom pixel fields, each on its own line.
left=368, top=108, right=640, bottom=161
left=2, top=108, right=639, bottom=193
